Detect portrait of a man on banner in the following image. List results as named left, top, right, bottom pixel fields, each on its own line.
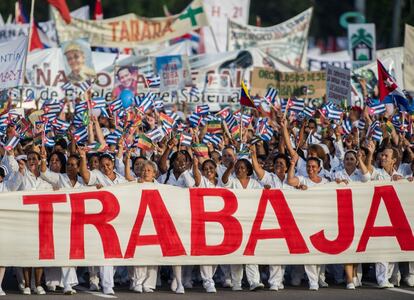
left=61, top=38, right=96, bottom=83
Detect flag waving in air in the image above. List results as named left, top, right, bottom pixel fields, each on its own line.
left=377, top=59, right=401, bottom=101
left=240, top=81, right=255, bottom=108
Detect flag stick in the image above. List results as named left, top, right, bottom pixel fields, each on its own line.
left=209, top=25, right=220, bottom=52
left=240, top=105, right=244, bottom=150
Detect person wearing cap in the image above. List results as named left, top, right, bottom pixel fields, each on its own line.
left=78, top=148, right=127, bottom=295
left=63, top=42, right=96, bottom=83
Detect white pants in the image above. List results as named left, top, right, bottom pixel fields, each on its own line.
left=0, top=267, right=5, bottom=288
left=304, top=265, right=321, bottom=287
left=409, top=262, right=414, bottom=276
left=44, top=267, right=63, bottom=288
left=131, top=266, right=158, bottom=289
left=88, top=266, right=114, bottom=290
left=200, top=265, right=217, bottom=287
left=269, top=265, right=285, bottom=287
left=376, top=262, right=397, bottom=285
left=230, top=264, right=261, bottom=287
left=62, top=267, right=78, bottom=290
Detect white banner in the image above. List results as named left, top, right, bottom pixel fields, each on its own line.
left=227, top=8, right=313, bottom=68
left=0, top=24, right=29, bottom=44
left=404, top=24, right=414, bottom=92
left=201, top=0, right=250, bottom=53
left=0, top=181, right=413, bottom=266
left=0, top=36, right=28, bottom=89
left=326, top=64, right=351, bottom=105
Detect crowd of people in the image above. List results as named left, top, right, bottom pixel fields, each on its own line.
left=0, top=85, right=413, bottom=296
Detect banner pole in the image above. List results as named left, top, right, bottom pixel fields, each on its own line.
left=209, top=25, right=220, bottom=53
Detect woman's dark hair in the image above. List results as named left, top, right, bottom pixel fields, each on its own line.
left=27, top=151, right=41, bottom=160
left=67, top=155, right=81, bottom=166
left=202, top=159, right=217, bottom=170
left=307, top=157, right=321, bottom=168
left=235, top=159, right=253, bottom=176
left=87, top=152, right=100, bottom=162
left=132, top=155, right=148, bottom=167
left=99, top=153, right=115, bottom=163
left=273, top=153, right=290, bottom=170
left=48, top=151, right=67, bottom=173
left=55, top=139, right=68, bottom=150
left=163, top=150, right=192, bottom=184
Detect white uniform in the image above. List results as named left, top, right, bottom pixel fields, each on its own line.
left=259, top=171, right=291, bottom=290
left=41, top=169, right=85, bottom=292
left=371, top=167, right=402, bottom=287
left=86, top=169, right=127, bottom=294
left=223, top=177, right=263, bottom=290
left=332, top=168, right=370, bottom=183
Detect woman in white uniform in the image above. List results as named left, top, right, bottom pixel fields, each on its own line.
left=250, top=145, right=291, bottom=291
left=40, top=147, right=84, bottom=295
left=222, top=158, right=265, bottom=291
left=78, top=149, right=127, bottom=295
left=125, top=157, right=159, bottom=293
left=333, top=150, right=370, bottom=289
left=287, top=154, right=329, bottom=291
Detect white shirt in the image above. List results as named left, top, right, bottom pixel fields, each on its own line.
left=260, top=171, right=292, bottom=189
left=398, top=163, right=412, bottom=177
left=371, top=168, right=401, bottom=181
left=14, top=169, right=53, bottom=191
left=196, top=176, right=223, bottom=188
left=157, top=169, right=195, bottom=187
left=41, top=169, right=85, bottom=189
left=87, top=169, right=127, bottom=186
left=223, top=176, right=263, bottom=189
left=332, top=168, right=370, bottom=183
left=297, top=175, right=329, bottom=188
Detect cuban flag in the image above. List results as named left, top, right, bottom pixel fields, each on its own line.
left=146, top=128, right=164, bottom=143
left=138, top=92, right=155, bottom=113
left=188, top=112, right=204, bottom=127
left=105, top=133, right=119, bottom=145
left=61, top=81, right=75, bottom=91
left=287, top=98, right=305, bottom=113
left=224, top=113, right=237, bottom=130
left=368, top=103, right=386, bottom=115
left=258, top=124, right=274, bottom=142
left=342, top=119, right=353, bottom=135
left=44, top=136, right=56, bottom=147
left=202, top=133, right=221, bottom=147
left=90, top=97, right=106, bottom=109
left=216, top=107, right=230, bottom=119
left=322, top=102, right=343, bottom=121
left=42, top=103, right=62, bottom=115
left=154, top=98, right=164, bottom=110
left=146, top=74, right=161, bottom=88
left=357, top=119, right=366, bottom=130
left=74, top=102, right=88, bottom=115
left=78, top=80, right=93, bottom=94
left=51, top=118, right=70, bottom=131
left=179, top=132, right=193, bottom=146
left=41, top=112, right=58, bottom=123
left=4, top=136, right=20, bottom=151
left=264, top=87, right=278, bottom=104
left=73, top=126, right=88, bottom=144
left=190, top=86, right=201, bottom=97
left=109, top=98, right=123, bottom=112
left=195, top=104, right=209, bottom=115
left=302, top=106, right=316, bottom=118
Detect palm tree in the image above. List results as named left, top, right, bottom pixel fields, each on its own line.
left=351, top=28, right=373, bottom=47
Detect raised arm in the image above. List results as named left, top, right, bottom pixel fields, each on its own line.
left=287, top=153, right=300, bottom=187
left=281, top=117, right=295, bottom=157
left=92, top=116, right=108, bottom=149
left=192, top=157, right=201, bottom=187
left=78, top=147, right=91, bottom=184
left=365, top=140, right=376, bottom=174
left=123, top=149, right=135, bottom=182
left=158, top=138, right=177, bottom=174
left=249, top=144, right=265, bottom=180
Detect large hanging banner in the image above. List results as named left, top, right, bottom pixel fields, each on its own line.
left=251, top=67, right=326, bottom=99
left=0, top=36, right=28, bottom=89
left=226, top=8, right=313, bottom=69
left=54, top=0, right=209, bottom=48
left=0, top=24, right=29, bottom=44
left=404, top=24, right=414, bottom=92
left=0, top=182, right=412, bottom=266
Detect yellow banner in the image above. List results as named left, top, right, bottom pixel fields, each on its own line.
left=54, top=0, right=208, bottom=47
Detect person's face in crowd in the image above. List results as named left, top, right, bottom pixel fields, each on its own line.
left=235, top=160, right=249, bottom=179
left=344, top=152, right=357, bottom=173
left=100, top=157, right=114, bottom=177
left=210, top=152, right=221, bottom=165
left=305, top=122, right=316, bottom=134
left=222, top=148, right=235, bottom=167
left=274, top=158, right=287, bottom=177
left=118, top=68, right=134, bottom=88
left=380, top=149, right=396, bottom=169
left=65, top=50, right=85, bottom=75
left=49, top=153, right=62, bottom=173
left=27, top=153, right=40, bottom=173
left=202, top=161, right=216, bottom=181
left=306, top=160, right=320, bottom=178
left=133, top=158, right=146, bottom=177
left=88, top=156, right=100, bottom=171
left=141, top=164, right=156, bottom=182
left=99, top=116, right=109, bottom=128
left=263, top=157, right=275, bottom=173
left=54, top=145, right=65, bottom=154
left=66, top=157, right=79, bottom=178
left=173, top=153, right=188, bottom=174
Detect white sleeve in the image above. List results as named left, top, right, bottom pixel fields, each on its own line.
left=181, top=170, right=195, bottom=187
left=115, top=157, right=126, bottom=177
left=360, top=171, right=371, bottom=183
left=260, top=171, right=273, bottom=186
left=6, top=171, right=23, bottom=191
left=1, top=154, right=19, bottom=174
left=333, top=139, right=345, bottom=162
left=87, top=169, right=100, bottom=186
left=40, top=169, right=60, bottom=186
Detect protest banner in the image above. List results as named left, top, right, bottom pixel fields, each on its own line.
left=0, top=24, right=29, bottom=44
left=156, top=55, right=185, bottom=91
left=113, top=66, right=138, bottom=98
left=0, top=182, right=412, bottom=266
left=404, top=24, right=414, bottom=92
left=201, top=0, right=250, bottom=53
left=326, top=64, right=351, bottom=106
left=61, top=39, right=96, bottom=83
left=251, top=67, right=326, bottom=99
left=348, top=23, right=376, bottom=68
left=227, top=8, right=313, bottom=68
left=54, top=0, right=209, bottom=48
left=0, top=36, right=28, bottom=89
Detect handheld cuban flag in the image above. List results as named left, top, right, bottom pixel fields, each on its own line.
left=44, top=136, right=56, bottom=147
left=224, top=113, right=237, bottom=130
left=179, top=132, right=193, bottom=147
left=302, top=105, right=316, bottom=118
left=4, top=136, right=20, bottom=151
left=357, top=119, right=366, bottom=130
left=367, top=120, right=381, bottom=140
left=90, top=97, right=106, bottom=110
left=190, top=86, right=201, bottom=97
left=109, top=98, right=123, bottom=112
left=188, top=112, right=204, bottom=127
left=216, top=107, right=230, bottom=119
left=61, top=81, right=74, bottom=91
left=368, top=103, right=386, bottom=115
left=154, top=98, right=164, bottom=110
left=240, top=81, right=255, bottom=108
left=253, top=97, right=261, bottom=108
left=138, top=93, right=155, bottom=113
left=51, top=118, right=70, bottom=131
left=78, top=80, right=93, bottom=94
left=73, top=126, right=88, bottom=144
left=146, top=74, right=161, bottom=88
left=264, top=87, right=278, bottom=104
left=195, top=104, right=209, bottom=115
left=202, top=133, right=221, bottom=147
left=287, top=97, right=305, bottom=113
left=146, top=128, right=164, bottom=143
left=324, top=102, right=343, bottom=121
left=42, top=102, right=62, bottom=115
left=342, top=119, right=352, bottom=135
left=160, top=112, right=176, bottom=128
